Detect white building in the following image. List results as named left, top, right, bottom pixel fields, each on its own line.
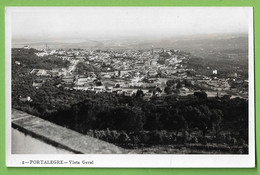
left=213, top=70, right=218, bottom=75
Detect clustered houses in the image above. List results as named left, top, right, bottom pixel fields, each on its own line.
left=29, top=46, right=248, bottom=99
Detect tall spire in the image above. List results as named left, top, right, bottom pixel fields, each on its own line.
left=152, top=45, right=154, bottom=58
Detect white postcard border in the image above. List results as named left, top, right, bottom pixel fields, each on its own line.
left=5, top=7, right=255, bottom=168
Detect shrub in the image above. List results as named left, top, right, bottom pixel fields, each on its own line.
left=191, top=137, right=199, bottom=143
left=87, top=130, right=94, bottom=137
left=162, top=132, right=174, bottom=145
left=238, top=138, right=246, bottom=145
left=118, top=132, right=130, bottom=143
left=149, top=130, right=163, bottom=145
left=109, top=130, right=120, bottom=142
left=139, top=131, right=150, bottom=144
left=229, top=137, right=237, bottom=145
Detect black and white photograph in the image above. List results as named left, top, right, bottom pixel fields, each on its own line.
left=6, top=7, right=255, bottom=167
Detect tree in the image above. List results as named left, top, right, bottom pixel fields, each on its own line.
left=211, top=109, right=223, bottom=136
left=164, top=86, right=172, bottom=95
left=194, top=91, right=207, bottom=100
left=166, top=80, right=175, bottom=87
left=155, top=87, right=162, bottom=93
left=95, top=81, right=102, bottom=86
left=192, top=107, right=208, bottom=136
left=176, top=82, right=182, bottom=89
left=113, top=106, right=145, bottom=132
left=135, top=89, right=144, bottom=99
left=171, top=109, right=188, bottom=137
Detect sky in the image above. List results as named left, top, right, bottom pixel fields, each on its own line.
left=8, top=7, right=252, bottom=43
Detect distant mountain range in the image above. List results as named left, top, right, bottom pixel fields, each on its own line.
left=12, top=40, right=104, bottom=50
left=12, top=33, right=248, bottom=57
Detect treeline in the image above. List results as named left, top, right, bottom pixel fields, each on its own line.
left=42, top=94, right=247, bottom=143
left=75, top=62, right=99, bottom=74
left=12, top=48, right=70, bottom=70
left=164, top=79, right=193, bottom=94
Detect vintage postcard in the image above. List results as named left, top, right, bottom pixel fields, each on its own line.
left=6, top=7, right=255, bottom=167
